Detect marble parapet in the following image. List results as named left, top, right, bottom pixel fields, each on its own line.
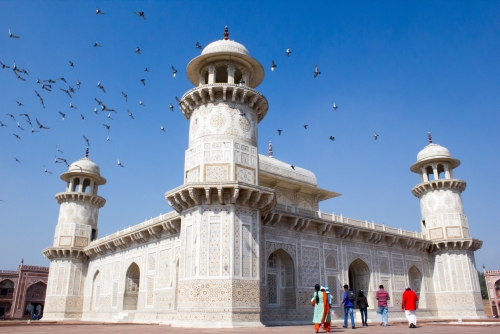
left=411, top=179, right=466, bottom=197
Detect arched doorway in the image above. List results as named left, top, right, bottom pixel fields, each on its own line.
left=348, top=259, right=370, bottom=309
left=267, top=249, right=296, bottom=309
left=90, top=271, right=101, bottom=311
left=0, top=279, right=14, bottom=318
left=408, top=266, right=422, bottom=293
left=25, top=282, right=46, bottom=317
left=123, top=263, right=140, bottom=310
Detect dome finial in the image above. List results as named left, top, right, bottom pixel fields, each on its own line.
left=268, top=140, right=273, bottom=158
left=428, top=132, right=433, bottom=144
left=85, top=147, right=89, bottom=158
left=223, top=26, right=229, bottom=40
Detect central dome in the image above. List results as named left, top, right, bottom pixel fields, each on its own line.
left=201, top=39, right=250, bottom=56
left=60, top=156, right=107, bottom=185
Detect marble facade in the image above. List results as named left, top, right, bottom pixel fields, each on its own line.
left=42, top=29, right=485, bottom=327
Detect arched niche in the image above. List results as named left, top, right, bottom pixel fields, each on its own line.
left=123, top=263, right=140, bottom=310
left=325, top=254, right=336, bottom=270
left=267, top=249, right=296, bottom=309
left=348, top=258, right=371, bottom=309
left=91, top=270, right=101, bottom=311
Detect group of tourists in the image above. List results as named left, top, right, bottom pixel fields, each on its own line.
left=311, top=283, right=419, bottom=332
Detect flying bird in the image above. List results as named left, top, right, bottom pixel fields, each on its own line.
left=160, top=125, right=165, bottom=131
left=44, top=79, right=55, bottom=83
left=96, top=6, right=104, bottom=15
left=135, top=47, right=141, bottom=54
left=13, top=134, right=21, bottom=140
left=83, top=135, right=90, bottom=146
left=59, top=111, right=65, bottom=120
left=122, top=91, right=128, bottom=102
left=30, top=127, right=39, bottom=133
left=169, top=103, right=174, bottom=111
left=17, top=122, right=24, bottom=130
left=329, top=136, right=335, bottom=141
left=107, top=113, right=114, bottom=120
left=7, top=114, right=15, bottom=120
left=106, top=135, right=112, bottom=142
left=175, top=96, right=181, bottom=104
left=277, top=129, right=282, bottom=136
left=139, top=100, right=145, bottom=106
left=271, top=61, right=276, bottom=71
left=69, top=86, right=75, bottom=93
left=127, top=110, right=134, bottom=119
left=58, top=77, right=67, bottom=83
left=8, top=29, right=19, bottom=38
left=94, top=41, right=101, bottom=47
left=16, top=101, right=24, bottom=107
left=19, top=113, right=30, bottom=122
left=15, top=158, right=20, bottom=163
left=144, top=67, right=150, bottom=72
left=80, top=114, right=85, bottom=120
left=76, top=79, right=81, bottom=89
left=93, top=108, right=98, bottom=115
left=333, top=103, right=338, bottom=110
left=103, top=124, right=110, bottom=132
left=97, top=81, right=106, bottom=93
left=54, top=156, right=62, bottom=164
left=290, top=165, right=295, bottom=170
left=374, top=132, right=379, bottom=140
left=134, top=11, right=146, bottom=19
left=172, top=66, right=177, bottom=77
left=0, top=61, right=10, bottom=69
left=285, top=48, right=291, bottom=57
left=36, top=118, right=50, bottom=129
left=56, top=145, right=64, bottom=153
left=303, top=125, right=308, bottom=129
left=117, top=159, right=124, bottom=167
left=44, top=165, right=52, bottom=174
left=196, top=42, right=202, bottom=49
left=140, top=78, right=146, bottom=86
left=70, top=102, right=77, bottom=109
left=314, top=65, right=321, bottom=78
left=42, top=84, right=51, bottom=91
left=14, top=72, right=26, bottom=81
left=60, top=88, right=72, bottom=98
left=0, top=121, right=6, bottom=127
left=69, top=61, right=74, bottom=67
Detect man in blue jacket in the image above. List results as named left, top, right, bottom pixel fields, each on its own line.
left=342, top=284, right=356, bottom=329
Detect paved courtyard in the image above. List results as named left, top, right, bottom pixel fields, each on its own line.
left=1, top=323, right=500, bottom=334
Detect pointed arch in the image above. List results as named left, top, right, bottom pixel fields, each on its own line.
left=325, top=254, right=336, bottom=270
left=267, top=248, right=296, bottom=309
left=123, top=262, right=140, bottom=310
left=348, top=258, right=371, bottom=309
left=91, top=270, right=101, bottom=311
left=408, top=265, right=422, bottom=293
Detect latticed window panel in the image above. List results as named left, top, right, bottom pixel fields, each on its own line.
left=268, top=273, right=278, bottom=305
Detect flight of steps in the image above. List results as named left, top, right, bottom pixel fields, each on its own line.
left=112, top=312, right=135, bottom=322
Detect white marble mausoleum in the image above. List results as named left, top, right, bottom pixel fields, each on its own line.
left=42, top=28, right=485, bottom=327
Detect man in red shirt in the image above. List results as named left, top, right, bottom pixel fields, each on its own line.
left=402, top=287, right=419, bottom=328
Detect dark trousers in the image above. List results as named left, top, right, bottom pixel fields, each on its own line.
left=360, top=307, right=368, bottom=324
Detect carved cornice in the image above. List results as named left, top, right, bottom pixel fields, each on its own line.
left=42, top=247, right=86, bottom=260
left=55, top=192, right=106, bottom=208
left=180, top=84, right=269, bottom=123
left=165, top=181, right=276, bottom=215
left=429, top=238, right=482, bottom=252
left=411, top=179, right=466, bottom=197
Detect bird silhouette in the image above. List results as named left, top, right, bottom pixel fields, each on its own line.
left=0, top=61, right=10, bottom=69
left=69, top=61, right=74, bottom=67
left=0, top=121, right=7, bottom=127
left=140, top=78, right=146, bottom=86
left=80, top=114, right=85, bottom=120
left=122, top=92, right=128, bottom=102
left=8, top=29, right=19, bottom=38
left=290, top=165, right=295, bottom=170
left=135, top=47, right=141, bottom=54
left=76, top=79, right=81, bottom=89
left=117, top=159, right=124, bottom=167
left=17, top=122, right=24, bottom=130
left=96, top=6, right=104, bottom=15
left=16, top=101, right=24, bottom=106
left=56, top=145, right=64, bottom=153
left=196, top=42, right=203, bottom=49
left=134, top=11, right=146, bottom=19
left=103, top=124, right=110, bottom=132
left=374, top=132, right=379, bottom=140
left=59, top=111, right=66, bottom=121
left=277, top=129, right=282, bottom=136
left=329, top=136, right=335, bottom=141
left=172, top=66, right=177, bottom=77
left=139, top=100, right=145, bottom=106
left=44, top=165, right=52, bottom=174
left=144, top=67, right=150, bottom=72
left=94, top=41, right=101, bottom=47
left=7, top=114, right=15, bottom=121
left=160, top=126, right=165, bottom=132
left=304, top=125, right=308, bottom=129
left=83, top=135, right=90, bottom=146
left=70, top=102, right=77, bottom=109
left=13, top=134, right=21, bottom=140
left=314, top=65, right=321, bottom=78
left=333, top=103, right=338, bottom=110
left=58, top=77, right=67, bottom=83
left=286, top=48, right=291, bottom=56
left=271, top=61, right=276, bottom=71
left=36, top=118, right=50, bottom=129
left=127, top=110, right=134, bottom=119
left=15, top=158, right=20, bottom=163
left=169, top=103, right=174, bottom=111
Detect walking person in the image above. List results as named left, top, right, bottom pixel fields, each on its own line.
left=311, top=284, right=331, bottom=333
left=375, top=284, right=390, bottom=326
left=402, top=286, right=419, bottom=328
left=356, top=290, right=369, bottom=326
left=342, top=284, right=356, bottom=329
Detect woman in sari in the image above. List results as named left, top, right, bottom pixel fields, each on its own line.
left=311, top=284, right=331, bottom=333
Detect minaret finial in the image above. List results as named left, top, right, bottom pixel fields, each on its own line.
left=428, top=132, right=432, bottom=144
left=268, top=140, right=273, bottom=158
left=223, top=26, right=229, bottom=40
left=85, top=147, right=89, bottom=158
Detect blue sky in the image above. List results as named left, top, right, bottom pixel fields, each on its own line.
left=0, top=1, right=499, bottom=271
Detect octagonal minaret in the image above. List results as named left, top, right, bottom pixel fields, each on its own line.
left=165, top=27, right=275, bottom=327
left=43, top=150, right=106, bottom=320
left=410, top=133, right=484, bottom=318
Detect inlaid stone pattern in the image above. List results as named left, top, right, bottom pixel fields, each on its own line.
left=236, top=166, right=255, bottom=184
left=205, top=165, right=229, bottom=182
left=301, top=246, right=320, bottom=287
left=234, top=142, right=258, bottom=169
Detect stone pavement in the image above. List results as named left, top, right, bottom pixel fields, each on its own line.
left=1, top=323, right=500, bottom=334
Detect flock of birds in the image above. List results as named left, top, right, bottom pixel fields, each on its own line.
left=1, top=6, right=381, bottom=201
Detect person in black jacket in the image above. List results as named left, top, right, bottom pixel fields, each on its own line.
left=356, top=290, right=369, bottom=326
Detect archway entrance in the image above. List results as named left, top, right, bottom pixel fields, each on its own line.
left=90, top=271, right=101, bottom=311
left=25, top=282, right=46, bottom=318
left=123, top=263, right=140, bottom=310
left=408, top=266, right=422, bottom=293
left=348, top=259, right=370, bottom=309
left=267, top=249, right=296, bottom=309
